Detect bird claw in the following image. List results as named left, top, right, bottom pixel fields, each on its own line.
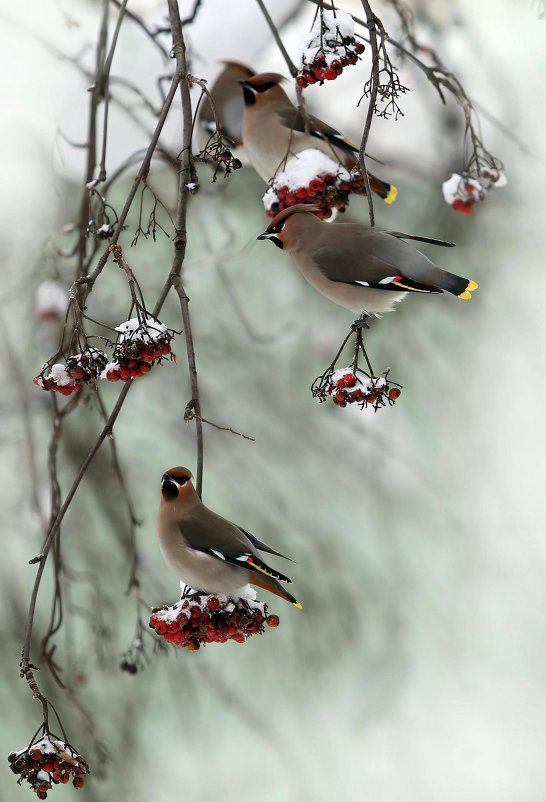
left=351, top=314, right=370, bottom=331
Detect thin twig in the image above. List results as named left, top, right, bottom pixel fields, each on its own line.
left=255, top=0, right=298, bottom=76
left=357, top=0, right=380, bottom=226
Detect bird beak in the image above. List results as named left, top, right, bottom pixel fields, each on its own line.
left=161, top=473, right=172, bottom=484
left=256, top=231, right=271, bottom=240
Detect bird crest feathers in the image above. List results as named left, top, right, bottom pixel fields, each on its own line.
left=265, top=204, right=321, bottom=232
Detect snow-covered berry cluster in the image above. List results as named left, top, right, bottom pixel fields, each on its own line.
left=34, top=316, right=175, bottom=395
left=442, top=169, right=507, bottom=214
left=8, top=735, right=89, bottom=798
left=101, top=317, right=173, bottom=382
left=33, top=348, right=108, bottom=395
left=313, top=367, right=401, bottom=411
left=297, top=9, right=364, bottom=88
left=149, top=588, right=278, bottom=651
left=35, top=281, right=68, bottom=323
left=264, top=149, right=357, bottom=220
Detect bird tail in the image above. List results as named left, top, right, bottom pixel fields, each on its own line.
left=249, top=572, right=302, bottom=609
left=439, top=274, right=479, bottom=299
left=342, top=156, right=397, bottom=204
left=368, top=173, right=398, bottom=204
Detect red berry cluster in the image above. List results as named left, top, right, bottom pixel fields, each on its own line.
left=8, top=736, right=89, bottom=798
left=33, top=349, right=106, bottom=395
left=266, top=170, right=354, bottom=221
left=297, top=41, right=365, bottom=87
left=313, top=367, right=401, bottom=411
left=104, top=335, right=173, bottom=382
left=149, top=594, right=279, bottom=650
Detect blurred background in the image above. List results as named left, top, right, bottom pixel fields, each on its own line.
left=1, top=1, right=546, bottom=800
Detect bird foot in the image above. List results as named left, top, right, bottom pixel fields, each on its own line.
left=351, top=314, right=371, bottom=331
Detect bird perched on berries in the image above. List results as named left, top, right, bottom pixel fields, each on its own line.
left=257, top=205, right=478, bottom=316
left=238, top=72, right=396, bottom=203
left=199, top=61, right=254, bottom=146
left=158, top=467, right=301, bottom=608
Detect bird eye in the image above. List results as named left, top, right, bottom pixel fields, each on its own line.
left=177, top=477, right=189, bottom=486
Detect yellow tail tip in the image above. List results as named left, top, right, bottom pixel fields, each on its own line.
left=293, top=602, right=303, bottom=609
left=458, top=279, right=478, bottom=299
left=384, top=184, right=398, bottom=204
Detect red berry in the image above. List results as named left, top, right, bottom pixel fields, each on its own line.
left=207, top=597, right=220, bottom=611
left=139, top=349, right=153, bottom=363
left=106, top=369, right=120, bottom=381
left=266, top=614, right=280, bottom=627
left=331, top=59, right=342, bottom=72
left=36, top=791, right=47, bottom=801
left=73, top=777, right=85, bottom=789
left=30, top=749, right=42, bottom=761
left=350, top=389, right=365, bottom=401
left=58, top=385, right=74, bottom=396
left=277, top=185, right=289, bottom=198
left=233, top=633, right=246, bottom=643
left=342, top=373, right=357, bottom=387
left=155, top=621, right=167, bottom=635
left=313, top=68, right=326, bottom=81
left=333, top=391, right=347, bottom=407
left=285, top=192, right=297, bottom=205
left=120, top=366, right=132, bottom=381
left=452, top=198, right=474, bottom=214
left=69, top=367, right=84, bottom=380
left=314, top=53, right=325, bottom=66
left=161, top=342, right=171, bottom=355
left=296, top=77, right=308, bottom=88
left=7, top=752, right=17, bottom=763
left=354, top=41, right=365, bottom=54
left=296, top=187, right=308, bottom=199
left=388, top=387, right=401, bottom=400
left=60, top=773, right=70, bottom=784
left=324, top=68, right=337, bottom=81
left=304, top=71, right=317, bottom=84
left=322, top=173, right=334, bottom=184
left=309, top=178, right=325, bottom=193
left=186, top=641, right=200, bottom=651
left=347, top=53, right=358, bottom=65
left=42, top=761, right=56, bottom=773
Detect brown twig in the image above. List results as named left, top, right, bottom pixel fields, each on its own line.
left=255, top=0, right=298, bottom=77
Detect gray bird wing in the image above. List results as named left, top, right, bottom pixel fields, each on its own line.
left=178, top=512, right=292, bottom=583
left=312, top=227, right=445, bottom=290
left=388, top=231, right=455, bottom=247
left=275, top=107, right=357, bottom=154
left=237, top=527, right=293, bottom=561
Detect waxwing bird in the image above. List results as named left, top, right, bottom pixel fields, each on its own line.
left=239, top=72, right=396, bottom=202
left=199, top=61, right=254, bottom=146
left=158, top=467, right=302, bottom=608
left=257, top=205, right=478, bottom=316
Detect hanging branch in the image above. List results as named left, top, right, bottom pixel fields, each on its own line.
left=357, top=0, right=381, bottom=226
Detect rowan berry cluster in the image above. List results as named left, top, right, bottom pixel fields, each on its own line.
left=313, top=367, right=401, bottom=411
left=33, top=316, right=175, bottom=395
left=102, top=317, right=173, bottom=382
left=263, top=149, right=357, bottom=220
left=442, top=169, right=507, bottom=214
left=33, top=348, right=108, bottom=395
left=149, top=592, right=279, bottom=651
left=297, top=9, right=364, bottom=88
left=8, top=735, right=89, bottom=798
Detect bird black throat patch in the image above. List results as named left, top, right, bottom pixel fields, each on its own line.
left=161, top=478, right=179, bottom=501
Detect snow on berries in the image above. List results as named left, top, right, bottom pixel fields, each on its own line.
left=313, top=366, right=402, bottom=411
left=34, top=348, right=108, bottom=395
left=101, top=316, right=174, bottom=382
left=442, top=169, right=507, bottom=214
left=7, top=734, right=89, bottom=797
left=297, top=9, right=365, bottom=88
left=149, top=587, right=277, bottom=650
left=263, top=149, right=374, bottom=220
left=35, top=281, right=68, bottom=323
